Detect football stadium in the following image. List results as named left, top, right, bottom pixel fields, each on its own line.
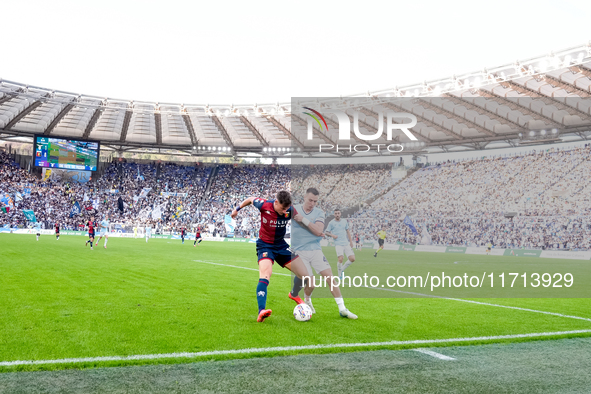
left=2, top=2, right=591, bottom=393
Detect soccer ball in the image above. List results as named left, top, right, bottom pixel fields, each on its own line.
left=293, top=304, right=313, bottom=322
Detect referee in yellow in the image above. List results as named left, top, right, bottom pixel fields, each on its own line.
left=374, top=227, right=387, bottom=257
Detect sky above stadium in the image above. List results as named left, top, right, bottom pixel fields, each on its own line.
left=2, top=0, right=590, bottom=105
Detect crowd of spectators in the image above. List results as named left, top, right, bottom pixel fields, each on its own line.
left=349, top=146, right=591, bottom=250
left=3, top=144, right=591, bottom=250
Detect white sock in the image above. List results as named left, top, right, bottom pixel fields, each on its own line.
left=105, top=238, right=108, bottom=246
left=342, top=260, right=354, bottom=270
left=335, top=297, right=346, bottom=312
left=305, top=294, right=311, bottom=302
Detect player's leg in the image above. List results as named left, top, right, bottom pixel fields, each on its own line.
left=104, top=234, right=108, bottom=248
left=314, top=253, right=357, bottom=319
left=336, top=246, right=345, bottom=278
left=341, top=245, right=356, bottom=272
left=36, top=232, right=39, bottom=241
left=256, top=256, right=274, bottom=322
left=288, top=253, right=312, bottom=306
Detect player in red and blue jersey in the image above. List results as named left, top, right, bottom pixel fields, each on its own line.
left=85, top=216, right=96, bottom=250
left=55, top=222, right=60, bottom=240
left=231, top=190, right=310, bottom=322
left=193, top=226, right=203, bottom=247
left=180, top=227, right=187, bottom=244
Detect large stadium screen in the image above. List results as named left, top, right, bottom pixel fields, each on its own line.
left=34, top=136, right=100, bottom=171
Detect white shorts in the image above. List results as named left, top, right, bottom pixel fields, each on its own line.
left=335, top=244, right=355, bottom=258
left=100, top=229, right=108, bottom=236
left=296, top=249, right=332, bottom=275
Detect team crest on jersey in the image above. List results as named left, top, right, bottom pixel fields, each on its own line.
left=262, top=252, right=268, bottom=257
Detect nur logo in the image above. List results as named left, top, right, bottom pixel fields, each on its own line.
left=302, top=107, right=418, bottom=141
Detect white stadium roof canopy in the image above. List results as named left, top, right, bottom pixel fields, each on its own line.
left=2, top=44, right=591, bottom=158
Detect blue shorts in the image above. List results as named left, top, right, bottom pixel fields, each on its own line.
left=256, top=240, right=297, bottom=268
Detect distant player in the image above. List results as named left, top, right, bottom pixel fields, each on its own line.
left=145, top=223, right=151, bottom=243
left=34, top=221, right=41, bottom=241
left=374, top=227, right=387, bottom=257
left=133, top=225, right=137, bottom=239
left=325, top=208, right=356, bottom=279
left=231, top=190, right=310, bottom=322
left=355, top=233, right=361, bottom=250
left=55, top=222, right=60, bottom=240
left=486, top=242, right=493, bottom=255
left=95, top=216, right=110, bottom=249
left=290, top=189, right=357, bottom=319
left=180, top=226, right=186, bottom=244
left=85, top=216, right=96, bottom=250
left=194, top=226, right=203, bottom=247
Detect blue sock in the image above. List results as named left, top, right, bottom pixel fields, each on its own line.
left=256, top=278, right=269, bottom=312
left=291, top=276, right=303, bottom=297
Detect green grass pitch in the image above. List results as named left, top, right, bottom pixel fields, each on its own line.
left=1, top=234, right=591, bottom=372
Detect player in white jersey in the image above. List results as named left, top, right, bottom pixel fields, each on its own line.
left=324, top=208, right=356, bottom=279
left=145, top=223, right=152, bottom=243
left=95, top=216, right=110, bottom=249
left=34, top=220, right=42, bottom=241
left=290, top=188, right=357, bottom=319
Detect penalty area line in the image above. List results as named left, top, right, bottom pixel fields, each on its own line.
left=1, top=329, right=590, bottom=367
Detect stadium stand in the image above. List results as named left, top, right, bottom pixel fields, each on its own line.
left=3, top=144, right=591, bottom=250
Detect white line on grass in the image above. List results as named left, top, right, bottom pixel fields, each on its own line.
left=363, top=286, right=591, bottom=323
left=193, top=260, right=292, bottom=277
left=1, top=329, right=589, bottom=367
left=194, top=260, right=591, bottom=323
left=413, top=348, right=456, bottom=360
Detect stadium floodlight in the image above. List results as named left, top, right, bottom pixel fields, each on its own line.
left=193, top=146, right=196, bottom=150
left=208, top=146, right=211, bottom=151
left=529, top=131, right=536, bottom=137
left=552, top=128, right=558, bottom=134
left=541, top=130, right=547, bottom=135
left=519, top=133, right=523, bottom=138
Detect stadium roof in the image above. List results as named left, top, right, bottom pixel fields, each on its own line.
left=2, top=44, right=591, bottom=159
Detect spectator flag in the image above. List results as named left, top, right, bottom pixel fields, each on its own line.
left=23, top=209, right=37, bottom=222
left=421, top=224, right=432, bottom=245
left=139, top=187, right=151, bottom=199
left=69, top=201, right=81, bottom=218
left=403, top=215, right=418, bottom=236
left=1, top=194, right=14, bottom=208
left=15, top=192, right=23, bottom=202
left=92, top=198, right=99, bottom=210
left=117, top=197, right=124, bottom=212
left=0, top=206, right=9, bottom=214
left=83, top=192, right=89, bottom=202
left=224, top=214, right=236, bottom=237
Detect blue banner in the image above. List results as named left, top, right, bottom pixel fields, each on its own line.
left=403, top=215, right=418, bottom=236
left=23, top=209, right=37, bottom=222
left=69, top=201, right=81, bottom=218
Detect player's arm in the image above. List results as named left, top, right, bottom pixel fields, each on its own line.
left=231, top=196, right=256, bottom=218
left=293, top=214, right=325, bottom=237
left=324, top=222, right=337, bottom=239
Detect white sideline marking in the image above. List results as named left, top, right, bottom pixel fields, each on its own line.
left=1, top=329, right=589, bottom=367
left=193, top=260, right=291, bottom=277
left=413, top=348, right=456, bottom=360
